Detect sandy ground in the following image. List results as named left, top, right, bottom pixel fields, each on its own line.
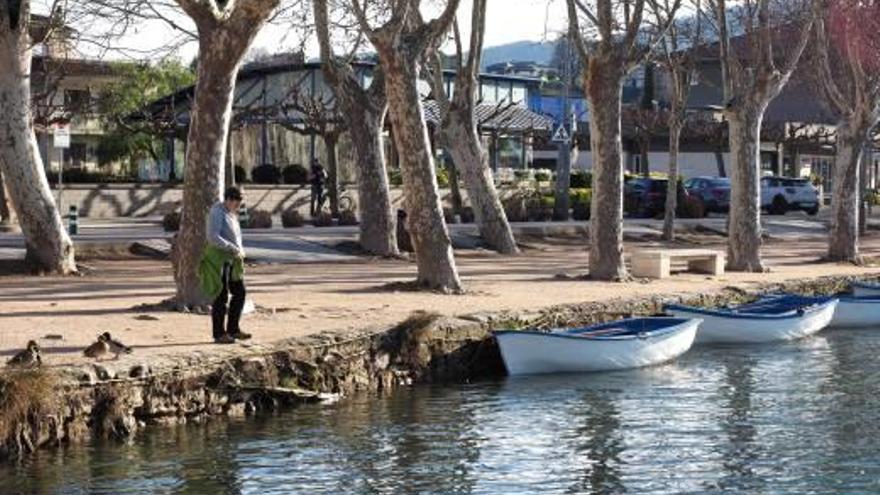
left=2, top=232, right=880, bottom=368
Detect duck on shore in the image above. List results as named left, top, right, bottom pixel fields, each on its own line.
left=6, top=340, right=42, bottom=369
left=102, top=332, right=133, bottom=358
left=83, top=334, right=110, bottom=360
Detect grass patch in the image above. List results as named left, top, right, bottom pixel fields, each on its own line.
left=0, top=370, right=61, bottom=456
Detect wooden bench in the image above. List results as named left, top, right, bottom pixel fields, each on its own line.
left=631, top=248, right=725, bottom=279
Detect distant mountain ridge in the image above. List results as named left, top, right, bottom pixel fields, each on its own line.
left=479, top=40, right=557, bottom=70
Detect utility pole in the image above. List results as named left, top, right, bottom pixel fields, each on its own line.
left=553, top=36, right=573, bottom=221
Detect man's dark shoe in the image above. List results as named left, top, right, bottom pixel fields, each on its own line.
left=214, top=334, right=235, bottom=344
left=231, top=331, right=252, bottom=341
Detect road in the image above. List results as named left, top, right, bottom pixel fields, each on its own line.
left=0, top=211, right=845, bottom=263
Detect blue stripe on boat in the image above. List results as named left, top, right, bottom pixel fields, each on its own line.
left=852, top=281, right=880, bottom=290
left=494, top=317, right=694, bottom=341
left=665, top=295, right=837, bottom=320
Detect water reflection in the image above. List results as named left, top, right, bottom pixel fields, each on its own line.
left=2, top=331, right=880, bottom=494
left=819, top=330, right=880, bottom=492
left=716, top=352, right=762, bottom=489
left=566, top=389, right=624, bottom=495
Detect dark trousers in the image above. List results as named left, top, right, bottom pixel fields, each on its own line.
left=212, top=262, right=246, bottom=338
left=310, top=186, right=324, bottom=216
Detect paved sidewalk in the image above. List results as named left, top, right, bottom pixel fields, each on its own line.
left=0, top=211, right=854, bottom=263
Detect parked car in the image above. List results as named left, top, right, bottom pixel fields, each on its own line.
left=761, top=176, right=820, bottom=215
left=684, top=177, right=731, bottom=213
left=624, top=178, right=695, bottom=218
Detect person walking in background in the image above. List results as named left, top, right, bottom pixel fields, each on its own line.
left=199, top=186, right=252, bottom=344
left=310, top=159, right=327, bottom=217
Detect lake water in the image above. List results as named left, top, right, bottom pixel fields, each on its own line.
left=3, top=329, right=880, bottom=494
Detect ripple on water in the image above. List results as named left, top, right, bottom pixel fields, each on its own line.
left=2, top=329, right=880, bottom=494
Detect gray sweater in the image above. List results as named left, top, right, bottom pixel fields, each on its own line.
left=206, top=202, right=243, bottom=253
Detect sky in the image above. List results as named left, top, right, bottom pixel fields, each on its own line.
left=43, top=0, right=570, bottom=63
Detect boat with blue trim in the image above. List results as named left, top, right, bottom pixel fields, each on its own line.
left=830, top=294, right=880, bottom=328
left=664, top=295, right=838, bottom=344
left=494, top=317, right=701, bottom=375
left=851, top=280, right=880, bottom=298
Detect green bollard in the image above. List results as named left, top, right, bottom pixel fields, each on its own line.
left=238, top=205, right=249, bottom=229
left=68, top=205, right=78, bottom=235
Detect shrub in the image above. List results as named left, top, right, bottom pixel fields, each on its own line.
left=251, top=164, right=281, bottom=184
left=570, top=188, right=592, bottom=206
left=245, top=209, right=273, bottom=229
left=539, top=194, right=555, bottom=209
left=281, top=208, right=305, bottom=228
left=313, top=210, right=334, bottom=227
left=534, top=170, right=551, bottom=182
left=514, top=169, right=531, bottom=181
left=234, top=166, right=247, bottom=184
left=282, top=164, right=308, bottom=185
left=442, top=207, right=456, bottom=224
left=527, top=205, right=553, bottom=222
left=338, top=209, right=358, bottom=226
left=572, top=202, right=590, bottom=221
left=570, top=171, right=592, bottom=189
left=46, top=169, right=136, bottom=184
left=677, top=196, right=705, bottom=219
left=570, top=188, right=592, bottom=221
left=388, top=168, right=403, bottom=186
left=162, top=211, right=180, bottom=232
left=436, top=167, right=450, bottom=188
left=503, top=196, right=527, bottom=222
left=460, top=206, right=475, bottom=223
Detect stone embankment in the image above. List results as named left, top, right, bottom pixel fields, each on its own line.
left=0, top=274, right=872, bottom=461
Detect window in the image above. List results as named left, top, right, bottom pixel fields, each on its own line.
left=66, top=142, right=87, bottom=169
left=511, top=85, right=526, bottom=104
left=64, top=89, right=91, bottom=111
left=496, top=83, right=511, bottom=103
left=480, top=82, right=497, bottom=103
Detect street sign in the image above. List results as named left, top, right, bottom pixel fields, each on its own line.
left=54, top=125, right=70, bottom=149
left=552, top=123, right=570, bottom=143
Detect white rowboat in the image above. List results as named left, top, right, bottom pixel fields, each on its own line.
left=852, top=281, right=880, bottom=298
left=830, top=295, right=880, bottom=328
left=665, top=295, right=838, bottom=344
left=494, top=317, right=700, bottom=376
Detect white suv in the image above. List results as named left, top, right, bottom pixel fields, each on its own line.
left=761, top=176, right=820, bottom=216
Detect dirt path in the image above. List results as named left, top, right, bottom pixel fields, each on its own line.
left=2, top=233, right=879, bottom=368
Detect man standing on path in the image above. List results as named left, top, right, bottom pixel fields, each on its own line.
left=199, top=186, right=252, bottom=344
left=310, top=159, right=327, bottom=217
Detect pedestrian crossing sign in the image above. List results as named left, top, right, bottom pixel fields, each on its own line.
left=552, top=124, right=570, bottom=143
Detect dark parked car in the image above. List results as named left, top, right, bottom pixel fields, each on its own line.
left=684, top=177, right=731, bottom=213
left=624, top=178, right=693, bottom=218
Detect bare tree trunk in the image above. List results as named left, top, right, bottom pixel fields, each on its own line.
left=726, top=108, right=766, bottom=272
left=344, top=95, right=398, bottom=256
left=554, top=142, right=572, bottom=221
left=172, top=0, right=278, bottom=306
left=640, top=140, right=650, bottom=177
left=0, top=2, right=75, bottom=273
left=587, top=71, right=627, bottom=280
left=426, top=0, right=518, bottom=253
left=0, top=169, right=16, bottom=230
left=663, top=122, right=682, bottom=241
left=443, top=108, right=518, bottom=253
left=714, top=150, right=727, bottom=177
left=828, top=119, right=868, bottom=263
left=383, top=60, right=461, bottom=291
left=325, top=133, right=339, bottom=216
left=314, top=0, right=397, bottom=257
left=447, top=159, right=465, bottom=217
